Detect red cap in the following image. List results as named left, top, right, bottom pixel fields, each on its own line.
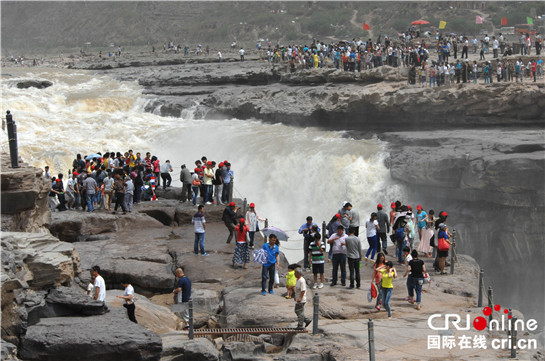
left=391, top=202, right=396, bottom=209
left=249, top=203, right=255, bottom=208
left=194, top=167, right=200, bottom=172
left=335, top=213, right=341, bottom=219
left=224, top=160, right=228, bottom=164
left=239, top=218, right=245, bottom=223
left=207, top=161, right=212, bottom=165
left=377, top=203, right=383, bottom=209
left=73, top=172, right=79, bottom=176
left=219, top=162, right=224, bottom=167
left=408, top=205, right=412, bottom=210
left=440, top=211, right=448, bottom=217
left=416, top=205, right=422, bottom=210
left=229, top=202, right=236, bottom=207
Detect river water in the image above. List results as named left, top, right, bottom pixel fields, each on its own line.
left=1, top=68, right=406, bottom=262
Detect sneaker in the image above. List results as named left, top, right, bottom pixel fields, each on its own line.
left=202, top=253, right=209, bottom=256
left=318, top=283, right=323, bottom=289
left=262, top=291, right=266, bottom=296
left=313, top=284, right=317, bottom=289
left=416, top=304, right=421, bottom=310
left=205, top=202, right=212, bottom=205
left=330, top=282, right=336, bottom=287
left=370, top=259, right=375, bottom=264
left=375, top=306, right=381, bottom=311
left=305, top=319, right=313, bottom=328
left=383, top=249, right=388, bottom=255
left=285, top=295, right=291, bottom=299
left=348, top=285, right=354, bottom=289
left=269, top=290, right=274, bottom=295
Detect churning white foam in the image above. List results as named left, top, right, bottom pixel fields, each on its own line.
left=1, top=68, right=406, bottom=262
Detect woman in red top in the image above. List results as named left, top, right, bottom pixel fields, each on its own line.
left=372, top=252, right=387, bottom=311
left=232, top=218, right=250, bottom=269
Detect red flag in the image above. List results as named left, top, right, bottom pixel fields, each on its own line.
left=363, top=23, right=370, bottom=31
left=501, top=17, right=507, bottom=26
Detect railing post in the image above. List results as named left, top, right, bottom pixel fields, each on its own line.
left=510, top=313, right=517, bottom=359
left=477, top=269, right=484, bottom=307
left=312, top=293, right=319, bottom=335
left=322, top=221, right=326, bottom=253
left=449, top=240, right=455, bottom=275
left=188, top=299, right=194, bottom=339
left=242, top=198, right=247, bottom=215
left=228, top=180, right=233, bottom=203
left=368, top=318, right=375, bottom=361
left=6, top=111, right=19, bottom=168
left=487, top=287, right=493, bottom=322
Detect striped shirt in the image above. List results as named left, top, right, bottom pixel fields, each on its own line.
left=192, top=212, right=205, bottom=233
left=309, top=241, right=325, bottom=264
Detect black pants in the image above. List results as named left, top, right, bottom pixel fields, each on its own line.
left=303, top=236, right=311, bottom=269
left=377, top=232, right=388, bottom=252
left=347, top=257, right=361, bottom=287
left=115, top=192, right=127, bottom=212
left=353, top=227, right=359, bottom=237
left=225, top=222, right=235, bottom=243
left=161, top=173, right=172, bottom=189
left=123, top=303, right=137, bottom=323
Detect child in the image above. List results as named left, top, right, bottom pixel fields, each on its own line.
left=285, top=264, right=297, bottom=299
left=380, top=261, right=397, bottom=319
left=402, top=246, right=412, bottom=265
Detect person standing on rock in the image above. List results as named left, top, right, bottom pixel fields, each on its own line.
left=213, top=162, right=224, bottom=205
left=415, top=205, right=427, bottom=244
left=261, top=234, right=280, bottom=295
left=294, top=267, right=312, bottom=329
left=82, top=172, right=98, bottom=212
left=345, top=227, right=362, bottom=289
left=203, top=161, right=214, bottom=204
left=91, top=266, right=106, bottom=302
left=239, top=47, right=245, bottom=62
left=376, top=204, right=390, bottom=254
left=380, top=261, right=397, bottom=319
left=112, top=174, right=127, bottom=215
left=327, top=225, right=347, bottom=286
left=192, top=205, right=209, bottom=256
left=179, top=165, right=193, bottom=203
left=232, top=218, right=250, bottom=269
left=245, top=203, right=265, bottom=249
left=299, top=216, right=320, bottom=271
left=308, top=233, right=325, bottom=289
left=160, top=160, right=173, bottom=190
left=222, top=202, right=238, bottom=244
left=173, top=268, right=191, bottom=329
left=102, top=171, right=114, bottom=212
left=117, top=280, right=137, bottom=323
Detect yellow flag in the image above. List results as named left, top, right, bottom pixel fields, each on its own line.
left=439, top=21, right=447, bottom=29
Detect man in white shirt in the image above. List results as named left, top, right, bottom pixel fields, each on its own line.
left=327, top=225, right=347, bottom=286
left=239, top=47, right=245, bottom=62
left=294, top=267, right=312, bottom=329
left=160, top=160, right=173, bottom=190
left=91, top=266, right=106, bottom=302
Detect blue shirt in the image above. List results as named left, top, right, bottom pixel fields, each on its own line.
left=417, top=211, right=427, bottom=228
left=262, top=243, right=279, bottom=267
left=298, top=222, right=320, bottom=234
left=223, top=167, right=231, bottom=183
left=176, top=276, right=191, bottom=303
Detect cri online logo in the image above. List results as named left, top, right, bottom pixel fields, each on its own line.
left=428, top=304, right=539, bottom=332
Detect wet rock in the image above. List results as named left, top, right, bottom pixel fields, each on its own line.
left=16, top=80, right=53, bottom=89
left=0, top=341, right=20, bottom=361
left=106, top=290, right=178, bottom=335
left=49, top=210, right=163, bottom=242
left=161, top=334, right=219, bottom=361
left=42, top=286, right=109, bottom=317
left=19, top=308, right=162, bottom=361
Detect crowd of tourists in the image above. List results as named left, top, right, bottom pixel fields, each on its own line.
left=44, top=151, right=235, bottom=214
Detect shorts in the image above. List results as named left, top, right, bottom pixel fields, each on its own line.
left=312, top=263, right=324, bottom=275
left=438, top=250, right=449, bottom=258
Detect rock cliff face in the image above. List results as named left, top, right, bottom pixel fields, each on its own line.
left=1, top=154, right=50, bottom=233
